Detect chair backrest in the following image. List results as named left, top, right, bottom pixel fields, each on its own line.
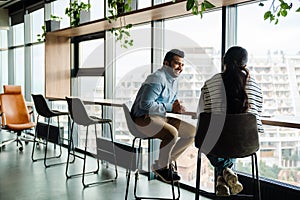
left=65, top=97, right=92, bottom=126
left=122, top=103, right=147, bottom=139
left=31, top=94, right=54, bottom=118
left=0, top=85, right=30, bottom=125
left=195, top=112, right=259, bottom=158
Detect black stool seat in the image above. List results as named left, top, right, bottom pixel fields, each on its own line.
left=195, top=112, right=261, bottom=200
left=65, top=97, right=118, bottom=188
left=31, top=94, right=70, bottom=168
left=123, top=103, right=180, bottom=200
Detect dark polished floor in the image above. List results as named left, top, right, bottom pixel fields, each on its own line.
left=0, top=130, right=208, bottom=200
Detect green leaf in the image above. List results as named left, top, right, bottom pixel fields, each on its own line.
left=259, top=2, right=264, bottom=7
left=124, top=31, right=130, bottom=36
left=192, top=6, right=198, bottom=15
left=201, top=2, right=206, bottom=12
left=281, top=9, right=287, bottom=17
left=203, top=0, right=215, bottom=9
left=296, top=7, right=300, bottom=12
left=264, top=11, right=271, bottom=20
left=186, top=0, right=195, bottom=11
left=280, top=2, right=290, bottom=10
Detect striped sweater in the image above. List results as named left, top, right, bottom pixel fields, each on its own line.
left=197, top=73, right=264, bottom=133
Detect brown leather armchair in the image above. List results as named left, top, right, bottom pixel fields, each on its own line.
left=0, top=85, right=36, bottom=151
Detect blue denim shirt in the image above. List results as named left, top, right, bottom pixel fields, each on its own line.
left=131, top=66, right=178, bottom=117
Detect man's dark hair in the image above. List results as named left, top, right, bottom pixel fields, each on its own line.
left=163, top=49, right=185, bottom=63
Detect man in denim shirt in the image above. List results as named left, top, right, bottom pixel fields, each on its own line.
left=131, top=49, right=196, bottom=183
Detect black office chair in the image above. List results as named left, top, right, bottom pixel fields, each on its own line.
left=123, top=103, right=180, bottom=200
left=194, top=112, right=261, bottom=200
left=31, top=94, right=70, bottom=168
left=65, top=97, right=118, bottom=188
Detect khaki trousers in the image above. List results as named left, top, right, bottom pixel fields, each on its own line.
left=134, top=115, right=196, bottom=168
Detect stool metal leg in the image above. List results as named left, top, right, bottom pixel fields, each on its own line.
left=32, top=115, right=65, bottom=168
left=195, top=150, right=201, bottom=200
left=253, top=154, right=261, bottom=200
left=126, top=137, right=180, bottom=200
left=65, top=123, right=98, bottom=179
left=125, top=137, right=137, bottom=200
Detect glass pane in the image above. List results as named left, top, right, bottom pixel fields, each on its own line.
left=0, top=50, right=8, bottom=92
left=0, top=30, right=8, bottom=92
left=13, top=23, right=24, bottom=46
left=73, top=76, right=105, bottom=151
left=51, top=100, right=69, bottom=145
left=153, top=0, right=173, bottom=6
left=53, top=0, right=71, bottom=29
left=32, top=43, right=45, bottom=94
left=14, top=47, right=25, bottom=93
left=79, top=38, right=104, bottom=68
left=138, top=0, right=151, bottom=9
left=164, top=10, right=222, bottom=190
left=0, top=29, right=8, bottom=48
left=89, top=0, right=104, bottom=21
left=114, top=24, right=151, bottom=146
left=31, top=8, right=44, bottom=43
left=237, top=2, right=300, bottom=188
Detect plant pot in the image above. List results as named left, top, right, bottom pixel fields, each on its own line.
left=79, top=10, right=90, bottom=24
left=117, top=2, right=125, bottom=15
left=45, top=20, right=60, bottom=32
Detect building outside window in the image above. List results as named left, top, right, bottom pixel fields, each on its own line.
left=237, top=1, right=300, bottom=188
left=164, top=10, right=222, bottom=191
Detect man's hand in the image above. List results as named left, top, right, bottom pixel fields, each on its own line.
left=172, top=99, right=186, bottom=114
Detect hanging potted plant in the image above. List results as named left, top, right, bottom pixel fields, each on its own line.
left=37, top=15, right=62, bottom=42
left=107, top=0, right=133, bottom=48
left=45, top=14, right=62, bottom=32
left=65, top=0, right=91, bottom=27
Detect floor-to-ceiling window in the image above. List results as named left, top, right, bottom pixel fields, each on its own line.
left=0, top=29, right=8, bottom=92
left=164, top=9, right=222, bottom=191
left=70, top=35, right=106, bottom=152
left=237, top=1, right=300, bottom=188
left=30, top=9, right=45, bottom=95
left=12, top=23, right=25, bottom=94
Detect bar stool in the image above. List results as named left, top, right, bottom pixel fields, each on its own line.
left=65, top=97, right=118, bottom=188
left=123, top=103, right=180, bottom=200
left=195, top=112, right=261, bottom=200
left=31, top=94, right=70, bottom=168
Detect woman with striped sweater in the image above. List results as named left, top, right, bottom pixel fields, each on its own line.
left=197, top=46, right=264, bottom=196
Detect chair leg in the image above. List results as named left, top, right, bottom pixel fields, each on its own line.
left=66, top=124, right=98, bottom=180
left=125, top=137, right=137, bottom=200
left=133, top=139, right=142, bottom=198
left=82, top=127, right=90, bottom=187
left=65, top=122, right=77, bottom=178
left=195, top=150, right=201, bottom=200
left=43, top=118, right=64, bottom=168
left=108, top=122, right=118, bottom=180
left=16, top=132, right=24, bottom=151
left=253, top=154, right=261, bottom=200
left=130, top=138, right=180, bottom=200
left=32, top=116, right=40, bottom=161
left=82, top=124, right=117, bottom=188
left=32, top=116, right=65, bottom=167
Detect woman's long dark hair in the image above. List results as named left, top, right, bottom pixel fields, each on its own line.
left=222, top=46, right=249, bottom=113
